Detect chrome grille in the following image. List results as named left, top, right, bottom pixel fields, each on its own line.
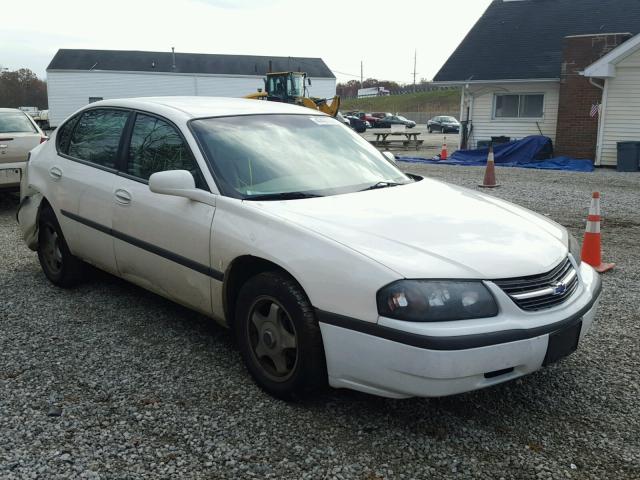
left=493, top=258, right=579, bottom=312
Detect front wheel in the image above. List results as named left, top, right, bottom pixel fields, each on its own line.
left=235, top=272, right=327, bottom=400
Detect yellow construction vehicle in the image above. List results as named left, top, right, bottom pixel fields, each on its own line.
left=245, top=71, right=340, bottom=117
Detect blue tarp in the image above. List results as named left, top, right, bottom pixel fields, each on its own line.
left=397, top=135, right=594, bottom=172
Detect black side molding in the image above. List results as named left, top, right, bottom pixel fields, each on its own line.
left=60, top=209, right=223, bottom=281
left=316, top=275, right=602, bottom=351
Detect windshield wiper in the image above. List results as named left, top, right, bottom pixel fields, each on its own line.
left=245, top=191, right=321, bottom=201
left=360, top=181, right=404, bottom=192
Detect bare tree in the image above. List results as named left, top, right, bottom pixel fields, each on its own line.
left=0, top=69, right=48, bottom=109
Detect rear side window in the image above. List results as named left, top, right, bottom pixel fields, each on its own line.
left=0, top=111, right=37, bottom=133
left=127, top=113, right=204, bottom=187
left=68, top=109, right=129, bottom=169
left=56, top=115, right=79, bottom=154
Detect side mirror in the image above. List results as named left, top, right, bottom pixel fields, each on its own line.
left=382, top=151, right=397, bottom=165
left=148, top=170, right=216, bottom=206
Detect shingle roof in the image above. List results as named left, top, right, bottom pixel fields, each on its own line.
left=434, top=0, right=640, bottom=82
left=47, top=49, right=335, bottom=78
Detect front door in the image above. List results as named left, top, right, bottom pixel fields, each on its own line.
left=111, top=112, right=215, bottom=315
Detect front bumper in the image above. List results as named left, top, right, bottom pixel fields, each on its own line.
left=318, top=262, right=602, bottom=399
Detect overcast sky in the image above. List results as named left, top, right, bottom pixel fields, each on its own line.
left=1, top=0, right=492, bottom=84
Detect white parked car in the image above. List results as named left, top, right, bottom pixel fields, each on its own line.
left=18, top=97, right=602, bottom=400
left=0, top=108, right=46, bottom=191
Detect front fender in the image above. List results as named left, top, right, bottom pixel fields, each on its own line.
left=17, top=192, right=43, bottom=251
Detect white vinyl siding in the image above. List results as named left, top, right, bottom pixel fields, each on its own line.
left=46, top=70, right=336, bottom=127
left=465, top=82, right=560, bottom=149
left=598, top=49, right=640, bottom=166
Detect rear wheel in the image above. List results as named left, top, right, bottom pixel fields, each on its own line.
left=235, top=272, right=326, bottom=400
left=37, top=206, right=84, bottom=287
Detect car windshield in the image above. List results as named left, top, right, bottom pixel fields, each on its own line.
left=0, top=112, right=36, bottom=133
left=397, top=116, right=409, bottom=121
left=191, top=114, right=411, bottom=199
left=443, top=116, right=458, bottom=123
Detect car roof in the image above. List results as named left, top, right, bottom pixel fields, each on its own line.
left=83, top=96, right=324, bottom=122
left=0, top=108, right=28, bottom=113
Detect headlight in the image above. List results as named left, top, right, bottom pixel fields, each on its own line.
left=377, top=280, right=498, bottom=322
left=568, top=233, right=581, bottom=263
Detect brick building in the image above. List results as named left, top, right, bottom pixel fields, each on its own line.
left=433, top=0, right=640, bottom=166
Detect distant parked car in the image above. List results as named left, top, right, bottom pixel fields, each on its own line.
left=374, top=115, right=416, bottom=129
left=427, top=116, right=460, bottom=133
left=356, top=112, right=379, bottom=126
left=0, top=108, right=46, bottom=191
left=336, top=112, right=351, bottom=128
left=345, top=115, right=368, bottom=133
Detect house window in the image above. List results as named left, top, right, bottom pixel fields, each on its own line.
left=494, top=94, right=544, bottom=119
left=88, top=97, right=103, bottom=104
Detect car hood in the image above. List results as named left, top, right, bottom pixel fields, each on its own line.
left=253, top=178, right=568, bottom=279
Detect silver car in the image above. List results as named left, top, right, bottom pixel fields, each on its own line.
left=0, top=108, right=45, bottom=191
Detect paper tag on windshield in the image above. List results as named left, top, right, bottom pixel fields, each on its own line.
left=309, top=116, right=335, bottom=125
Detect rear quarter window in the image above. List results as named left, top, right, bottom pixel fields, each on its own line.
left=56, top=115, right=80, bottom=154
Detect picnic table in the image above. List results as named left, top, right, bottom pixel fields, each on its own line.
left=370, top=130, right=424, bottom=150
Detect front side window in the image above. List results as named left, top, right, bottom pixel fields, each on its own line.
left=68, top=109, right=129, bottom=168
left=494, top=94, right=544, bottom=119
left=191, top=114, right=410, bottom=199
left=288, top=75, right=304, bottom=97
left=127, top=113, right=203, bottom=186
left=0, top=111, right=37, bottom=133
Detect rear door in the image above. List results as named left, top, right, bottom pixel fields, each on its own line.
left=111, top=112, right=215, bottom=315
left=49, top=108, right=130, bottom=274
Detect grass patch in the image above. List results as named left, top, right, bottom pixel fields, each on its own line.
left=341, top=89, right=461, bottom=113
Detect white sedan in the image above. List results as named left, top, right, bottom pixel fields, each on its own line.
left=0, top=108, right=46, bottom=191
left=18, top=97, right=602, bottom=400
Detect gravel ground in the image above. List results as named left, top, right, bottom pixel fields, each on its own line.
left=1, top=165, right=639, bottom=480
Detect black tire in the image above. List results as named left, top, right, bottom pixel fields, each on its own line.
left=428, top=126, right=432, bottom=133
left=37, top=206, right=84, bottom=288
left=235, top=271, right=327, bottom=400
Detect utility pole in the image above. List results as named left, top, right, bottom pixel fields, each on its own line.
left=360, top=60, right=363, bottom=87
left=412, top=49, right=417, bottom=93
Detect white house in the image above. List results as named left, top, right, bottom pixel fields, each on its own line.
left=433, top=0, right=640, bottom=165
left=46, top=49, right=336, bottom=127
left=584, top=33, right=640, bottom=166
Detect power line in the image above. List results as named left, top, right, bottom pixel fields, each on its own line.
left=331, top=69, right=362, bottom=78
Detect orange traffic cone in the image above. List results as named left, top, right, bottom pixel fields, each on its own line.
left=440, top=137, right=448, bottom=161
left=581, top=192, right=615, bottom=273
left=479, top=143, right=500, bottom=188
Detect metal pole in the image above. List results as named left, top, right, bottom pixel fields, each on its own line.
left=413, top=50, right=417, bottom=93
left=360, top=61, right=363, bottom=87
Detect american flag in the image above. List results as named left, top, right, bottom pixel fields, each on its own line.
left=590, top=103, right=600, bottom=118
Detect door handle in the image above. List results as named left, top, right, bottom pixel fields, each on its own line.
left=114, top=188, right=132, bottom=205
left=49, top=166, right=63, bottom=180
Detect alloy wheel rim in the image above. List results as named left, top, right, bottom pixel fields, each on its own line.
left=247, top=296, right=298, bottom=382
left=42, top=224, right=63, bottom=275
